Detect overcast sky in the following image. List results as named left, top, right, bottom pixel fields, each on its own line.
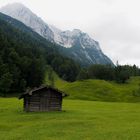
left=0, top=0, right=140, bottom=66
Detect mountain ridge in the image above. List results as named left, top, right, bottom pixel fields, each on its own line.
left=0, top=3, right=113, bottom=66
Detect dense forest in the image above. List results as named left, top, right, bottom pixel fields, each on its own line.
left=77, top=64, right=140, bottom=83
left=0, top=13, right=80, bottom=94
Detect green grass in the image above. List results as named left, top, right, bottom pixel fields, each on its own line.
left=44, top=67, right=68, bottom=88
left=1, top=98, right=140, bottom=140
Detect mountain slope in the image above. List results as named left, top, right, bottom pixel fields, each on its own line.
left=0, top=3, right=113, bottom=66
left=0, top=3, right=54, bottom=41
left=0, top=12, right=80, bottom=93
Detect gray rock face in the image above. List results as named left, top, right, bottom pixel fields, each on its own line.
left=0, top=3, right=113, bottom=66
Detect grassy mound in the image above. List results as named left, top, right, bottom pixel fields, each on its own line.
left=44, top=69, right=140, bottom=102
left=44, top=73, right=140, bottom=102
left=58, top=77, right=140, bottom=102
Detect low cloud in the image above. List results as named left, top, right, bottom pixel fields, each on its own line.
left=87, top=14, right=140, bottom=66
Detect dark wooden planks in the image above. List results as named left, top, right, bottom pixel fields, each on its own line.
left=23, top=88, right=63, bottom=112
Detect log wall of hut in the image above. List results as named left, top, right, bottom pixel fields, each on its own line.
left=23, top=88, right=62, bottom=112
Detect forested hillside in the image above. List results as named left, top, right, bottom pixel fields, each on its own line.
left=0, top=13, right=80, bottom=94
left=1, top=12, right=140, bottom=97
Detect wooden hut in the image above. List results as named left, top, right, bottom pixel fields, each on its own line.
left=19, top=86, right=68, bottom=112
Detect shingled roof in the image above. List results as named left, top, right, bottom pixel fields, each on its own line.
left=19, top=85, right=68, bottom=99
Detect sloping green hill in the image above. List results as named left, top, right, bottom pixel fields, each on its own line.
left=60, top=77, right=140, bottom=102
left=44, top=66, right=68, bottom=88
left=44, top=72, right=140, bottom=102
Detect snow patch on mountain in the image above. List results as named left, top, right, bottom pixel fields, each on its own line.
left=49, top=25, right=101, bottom=50
left=0, top=3, right=54, bottom=41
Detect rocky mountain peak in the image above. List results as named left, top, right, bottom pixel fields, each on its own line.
left=0, top=3, right=54, bottom=41
left=0, top=3, right=113, bottom=66
left=1, top=3, right=32, bottom=17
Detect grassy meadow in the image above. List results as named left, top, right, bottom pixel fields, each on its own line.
left=0, top=98, right=140, bottom=140
left=1, top=72, right=140, bottom=139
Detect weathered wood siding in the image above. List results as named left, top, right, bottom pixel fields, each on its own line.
left=23, top=88, right=62, bottom=112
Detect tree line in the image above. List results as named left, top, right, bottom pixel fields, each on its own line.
left=77, top=64, right=140, bottom=83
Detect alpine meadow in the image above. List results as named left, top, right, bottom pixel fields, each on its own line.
left=0, top=1, right=140, bottom=140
